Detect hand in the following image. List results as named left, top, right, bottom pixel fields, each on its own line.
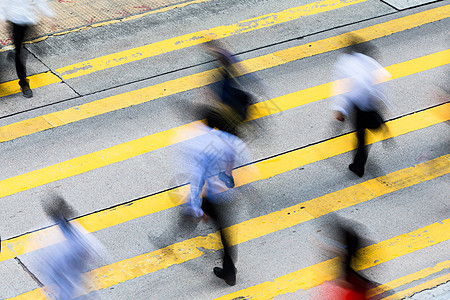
left=335, top=111, right=345, bottom=122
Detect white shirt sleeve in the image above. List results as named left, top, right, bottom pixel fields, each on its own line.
left=0, top=0, right=8, bottom=22
left=35, top=0, right=55, bottom=18
left=331, top=54, right=354, bottom=117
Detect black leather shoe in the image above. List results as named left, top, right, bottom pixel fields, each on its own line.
left=349, top=163, right=364, bottom=177
left=213, top=267, right=236, bottom=286
left=20, top=83, right=33, bottom=98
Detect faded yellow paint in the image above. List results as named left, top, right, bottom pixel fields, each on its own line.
left=368, top=261, right=450, bottom=297
left=216, top=220, right=450, bottom=299
left=0, top=102, right=449, bottom=263
left=0, top=0, right=213, bottom=52
left=382, top=273, right=450, bottom=300
left=56, top=0, right=367, bottom=79
left=0, top=7, right=448, bottom=140
left=2, top=49, right=450, bottom=198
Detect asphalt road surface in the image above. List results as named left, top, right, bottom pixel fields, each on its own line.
left=0, top=0, right=448, bottom=299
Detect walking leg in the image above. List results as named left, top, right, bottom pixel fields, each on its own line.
left=202, top=198, right=236, bottom=286
left=350, top=109, right=367, bottom=177
left=12, top=23, right=32, bottom=97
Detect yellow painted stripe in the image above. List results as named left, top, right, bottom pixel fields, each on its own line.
left=0, top=52, right=446, bottom=200
left=0, top=6, right=448, bottom=140
left=0, top=102, right=449, bottom=263
left=13, top=215, right=450, bottom=299
left=0, top=46, right=446, bottom=199
left=248, top=49, right=450, bottom=121
left=382, top=274, right=450, bottom=300
left=0, top=0, right=360, bottom=97
left=368, top=261, right=450, bottom=297
left=0, top=1, right=214, bottom=53
left=0, top=72, right=61, bottom=97
left=215, top=220, right=450, bottom=300
left=55, top=0, right=366, bottom=79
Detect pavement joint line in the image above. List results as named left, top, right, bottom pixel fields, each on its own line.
left=14, top=257, right=44, bottom=288
left=54, top=0, right=368, bottom=80
left=0, top=4, right=442, bottom=119
left=0, top=5, right=444, bottom=96
left=0, top=0, right=368, bottom=97
left=214, top=220, right=450, bottom=300
left=368, top=260, right=450, bottom=298
left=11, top=214, right=450, bottom=298
left=0, top=5, right=450, bottom=142
left=0, top=0, right=213, bottom=52
left=382, top=273, right=450, bottom=300
left=0, top=50, right=447, bottom=204
left=0, top=104, right=448, bottom=263
left=0, top=5, right=448, bottom=139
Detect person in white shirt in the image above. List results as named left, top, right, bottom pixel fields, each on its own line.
left=0, top=0, right=56, bottom=98
left=332, top=35, right=391, bottom=177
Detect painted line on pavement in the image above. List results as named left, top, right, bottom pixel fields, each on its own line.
left=382, top=274, right=450, bottom=300
left=0, top=50, right=447, bottom=201
left=0, top=104, right=448, bottom=259
left=56, top=0, right=367, bottom=80
left=0, top=0, right=365, bottom=97
left=0, top=5, right=448, bottom=134
left=0, top=100, right=448, bottom=263
left=0, top=72, right=61, bottom=98
left=12, top=214, right=450, bottom=298
left=0, top=0, right=214, bottom=52
left=368, top=261, right=450, bottom=298
left=215, top=220, right=449, bottom=300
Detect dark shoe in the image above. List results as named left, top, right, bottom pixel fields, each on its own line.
left=213, top=267, right=236, bottom=286
left=20, top=83, right=33, bottom=98
left=218, top=172, right=235, bottom=188
left=349, top=163, right=364, bottom=177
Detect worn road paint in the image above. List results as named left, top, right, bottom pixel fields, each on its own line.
left=0, top=6, right=447, bottom=138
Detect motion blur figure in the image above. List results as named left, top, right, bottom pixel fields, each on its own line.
left=0, top=0, right=56, bottom=98
left=332, top=35, right=391, bottom=177
left=181, top=110, right=251, bottom=286
left=314, top=219, right=380, bottom=300
left=203, top=40, right=255, bottom=140
left=38, top=195, right=105, bottom=299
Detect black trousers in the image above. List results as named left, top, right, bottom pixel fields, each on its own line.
left=353, top=107, right=384, bottom=170
left=12, top=23, right=29, bottom=87
left=201, top=198, right=236, bottom=275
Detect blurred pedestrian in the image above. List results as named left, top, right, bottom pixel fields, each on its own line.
left=332, top=35, right=391, bottom=177
left=314, top=219, right=381, bottom=299
left=203, top=40, right=254, bottom=139
left=181, top=110, right=250, bottom=286
left=37, top=195, right=105, bottom=299
left=0, top=0, right=56, bottom=98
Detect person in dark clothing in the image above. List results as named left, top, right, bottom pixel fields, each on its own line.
left=201, top=197, right=236, bottom=286
left=332, top=35, right=391, bottom=177
left=0, top=0, right=56, bottom=98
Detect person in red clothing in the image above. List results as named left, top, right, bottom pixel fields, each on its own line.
left=314, top=220, right=381, bottom=299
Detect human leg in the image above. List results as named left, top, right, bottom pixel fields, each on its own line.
left=350, top=108, right=367, bottom=177
left=12, top=23, right=32, bottom=98
left=202, top=197, right=236, bottom=286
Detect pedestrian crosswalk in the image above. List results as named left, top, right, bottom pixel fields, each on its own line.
left=0, top=5, right=450, bottom=142
left=9, top=159, right=450, bottom=298
left=0, top=0, right=449, bottom=299
left=216, top=221, right=449, bottom=300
